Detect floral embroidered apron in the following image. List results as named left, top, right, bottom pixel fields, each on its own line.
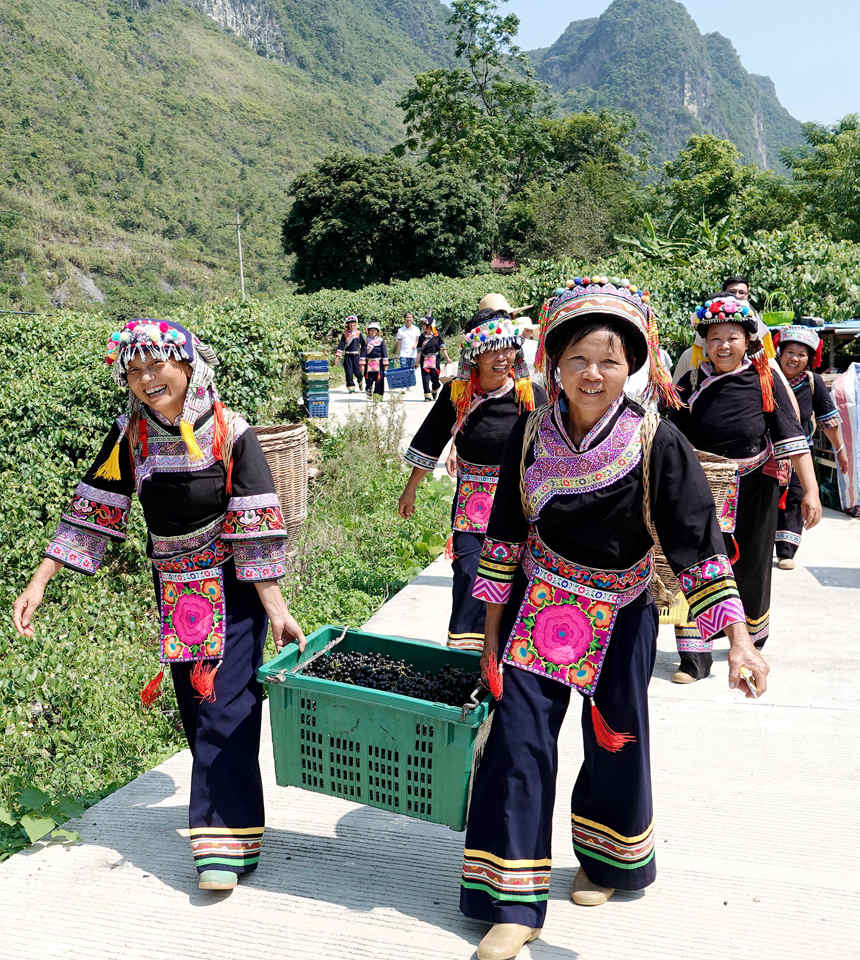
left=422, top=353, right=438, bottom=371
left=453, top=458, right=500, bottom=534
left=503, top=529, right=653, bottom=695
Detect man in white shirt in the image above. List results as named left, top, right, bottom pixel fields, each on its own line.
left=395, top=312, right=420, bottom=369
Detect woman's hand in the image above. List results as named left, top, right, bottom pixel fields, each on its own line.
left=12, top=559, right=62, bottom=638
left=445, top=447, right=457, bottom=479
left=801, top=489, right=822, bottom=529
left=253, top=580, right=306, bottom=653
left=480, top=632, right=504, bottom=700
left=724, top=622, right=769, bottom=698
left=836, top=448, right=849, bottom=475
left=13, top=580, right=46, bottom=638
left=398, top=485, right=417, bottom=519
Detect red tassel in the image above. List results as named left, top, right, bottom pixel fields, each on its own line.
left=590, top=698, right=635, bottom=752
left=485, top=652, right=504, bottom=700
left=140, top=670, right=164, bottom=707
left=225, top=457, right=234, bottom=496
left=139, top=416, right=148, bottom=459
left=752, top=350, right=775, bottom=413
left=778, top=487, right=788, bottom=511
left=190, top=661, right=220, bottom=703
left=444, top=533, right=455, bottom=560
left=729, top=535, right=740, bottom=565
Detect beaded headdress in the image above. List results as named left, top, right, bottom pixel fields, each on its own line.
left=450, top=298, right=535, bottom=432
left=773, top=324, right=823, bottom=369
left=96, top=318, right=227, bottom=480
left=534, top=276, right=679, bottom=409
left=689, top=296, right=774, bottom=411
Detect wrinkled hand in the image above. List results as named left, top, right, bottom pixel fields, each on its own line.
left=270, top=609, right=306, bottom=653
left=728, top=642, right=769, bottom=698
left=398, top=486, right=417, bottom=519
left=12, top=580, right=46, bottom=638
left=837, top=449, right=849, bottom=475
left=480, top=636, right=504, bottom=700
left=801, top=490, right=822, bottom=529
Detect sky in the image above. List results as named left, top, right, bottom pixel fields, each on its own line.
left=504, top=0, right=858, bottom=124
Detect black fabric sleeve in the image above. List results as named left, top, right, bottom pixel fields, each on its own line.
left=228, top=426, right=278, bottom=499
left=403, top=382, right=457, bottom=468
left=812, top=372, right=840, bottom=424
left=768, top=372, right=808, bottom=457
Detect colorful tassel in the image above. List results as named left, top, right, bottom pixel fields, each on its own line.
left=484, top=652, right=503, bottom=700
left=179, top=419, right=205, bottom=460
left=729, top=535, right=740, bottom=565
left=139, top=416, right=148, bottom=459
left=140, top=670, right=164, bottom=707
left=646, top=312, right=682, bottom=409
left=212, top=400, right=227, bottom=462
left=778, top=487, right=788, bottom=511
left=444, top=533, right=455, bottom=560
left=94, top=440, right=122, bottom=480
left=190, top=661, right=219, bottom=703
left=515, top=375, right=535, bottom=412
left=453, top=368, right=479, bottom=434
left=590, top=698, right=635, bottom=752
left=751, top=349, right=775, bottom=412
left=762, top=331, right=776, bottom=360
left=225, top=457, right=234, bottom=496
left=691, top=342, right=705, bottom=370
left=534, top=299, right=552, bottom=376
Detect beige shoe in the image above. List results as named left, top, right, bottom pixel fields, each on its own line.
left=477, top=923, right=541, bottom=960
left=778, top=558, right=795, bottom=570
left=671, top=670, right=697, bottom=684
left=571, top=869, right=614, bottom=906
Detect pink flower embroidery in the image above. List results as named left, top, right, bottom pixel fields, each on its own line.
left=531, top=603, right=592, bottom=665
left=464, top=490, right=493, bottom=526
left=173, top=593, right=214, bottom=646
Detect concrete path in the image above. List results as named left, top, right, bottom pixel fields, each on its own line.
left=2, top=511, right=858, bottom=960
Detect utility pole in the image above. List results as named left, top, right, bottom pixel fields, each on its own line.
left=236, top=209, right=246, bottom=301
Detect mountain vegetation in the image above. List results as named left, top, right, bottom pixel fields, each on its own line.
left=530, top=0, right=806, bottom=170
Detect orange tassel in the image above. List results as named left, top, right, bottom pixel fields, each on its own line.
left=752, top=350, right=775, bottom=412
left=778, top=487, right=788, bottom=511
left=590, top=698, right=635, bottom=752
left=212, top=400, right=227, bottom=462
left=515, top=376, right=535, bottom=413
left=190, top=661, right=220, bottom=703
left=225, top=457, right=234, bottom=496
left=647, top=312, right=682, bottom=410
left=453, top=368, right=479, bottom=433
left=444, top=533, right=455, bottom=560
left=729, top=536, right=740, bottom=565
left=140, top=670, right=164, bottom=708
left=484, top=652, right=503, bottom=700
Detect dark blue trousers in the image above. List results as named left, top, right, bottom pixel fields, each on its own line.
left=460, top=593, right=658, bottom=927
left=343, top=353, right=363, bottom=388
left=168, top=560, right=268, bottom=875
left=447, top=531, right=486, bottom=651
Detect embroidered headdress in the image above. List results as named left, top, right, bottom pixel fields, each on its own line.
left=534, top=276, right=679, bottom=409
left=690, top=296, right=775, bottom=411
left=451, top=294, right=535, bottom=431
left=96, top=318, right=228, bottom=480
left=773, top=324, right=823, bottom=369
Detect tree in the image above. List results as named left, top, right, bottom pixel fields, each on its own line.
left=784, top=115, right=860, bottom=242
left=281, top=153, right=493, bottom=291
left=661, top=135, right=754, bottom=227
left=396, top=0, right=551, bottom=201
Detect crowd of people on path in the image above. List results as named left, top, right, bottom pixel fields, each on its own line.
left=11, top=273, right=856, bottom=959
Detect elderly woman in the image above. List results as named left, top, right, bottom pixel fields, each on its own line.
left=459, top=279, right=767, bottom=960
left=773, top=325, right=845, bottom=569
left=12, top=319, right=305, bottom=891
left=669, top=298, right=820, bottom=682
left=335, top=314, right=365, bottom=393
left=399, top=295, right=543, bottom=651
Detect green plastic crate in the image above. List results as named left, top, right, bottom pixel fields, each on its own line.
left=258, top=625, right=492, bottom=830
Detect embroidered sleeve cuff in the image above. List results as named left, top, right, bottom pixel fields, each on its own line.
left=404, top=445, right=438, bottom=471
left=472, top=537, right=525, bottom=604
left=61, top=482, right=130, bottom=540
left=232, top=538, right=288, bottom=581
left=472, top=575, right=513, bottom=604
left=772, top=436, right=809, bottom=459
left=223, top=494, right=288, bottom=540
left=45, top=521, right=110, bottom=575
left=817, top=409, right=841, bottom=427
left=677, top=555, right=743, bottom=637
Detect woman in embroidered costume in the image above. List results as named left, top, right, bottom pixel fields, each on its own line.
left=460, top=278, right=767, bottom=960
left=335, top=314, right=365, bottom=393
left=668, top=299, right=820, bottom=683
left=360, top=320, right=388, bottom=400
left=772, top=325, right=845, bottom=569
left=12, top=319, right=305, bottom=893
left=416, top=318, right=451, bottom=401
left=399, top=295, right=543, bottom=653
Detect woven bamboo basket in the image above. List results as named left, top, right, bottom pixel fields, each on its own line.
left=253, top=424, right=309, bottom=552
left=641, top=414, right=739, bottom=615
